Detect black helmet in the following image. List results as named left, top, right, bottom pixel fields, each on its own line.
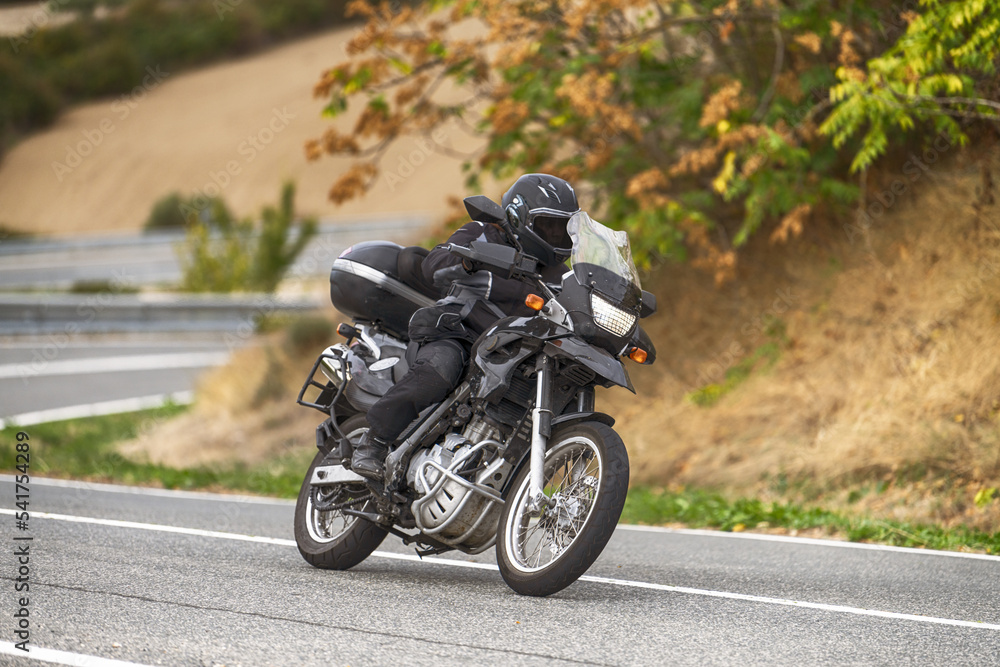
left=501, top=173, right=580, bottom=266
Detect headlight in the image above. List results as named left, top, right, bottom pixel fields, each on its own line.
left=591, top=293, right=637, bottom=337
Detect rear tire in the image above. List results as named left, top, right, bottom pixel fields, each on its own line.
left=496, top=421, right=629, bottom=596
left=294, top=414, right=387, bottom=570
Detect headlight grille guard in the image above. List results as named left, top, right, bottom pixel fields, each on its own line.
left=590, top=292, right=638, bottom=338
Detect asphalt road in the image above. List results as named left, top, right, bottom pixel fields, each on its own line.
left=0, top=336, right=237, bottom=426
left=1, top=476, right=998, bottom=666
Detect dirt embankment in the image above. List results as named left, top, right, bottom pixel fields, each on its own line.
left=603, top=147, right=1000, bottom=530
left=0, top=24, right=482, bottom=234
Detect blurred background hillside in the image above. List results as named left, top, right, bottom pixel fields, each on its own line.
left=0, top=0, right=483, bottom=231
left=1, top=0, right=998, bottom=537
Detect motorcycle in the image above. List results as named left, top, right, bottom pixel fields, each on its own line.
left=293, top=195, right=656, bottom=597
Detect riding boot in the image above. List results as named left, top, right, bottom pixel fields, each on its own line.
left=350, top=431, right=391, bottom=481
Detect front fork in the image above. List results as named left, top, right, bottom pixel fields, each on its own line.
left=526, top=355, right=553, bottom=515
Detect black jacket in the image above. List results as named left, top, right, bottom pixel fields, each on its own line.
left=412, top=220, right=568, bottom=340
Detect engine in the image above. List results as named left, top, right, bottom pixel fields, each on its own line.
left=405, top=417, right=512, bottom=552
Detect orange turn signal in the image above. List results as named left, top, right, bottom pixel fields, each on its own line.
left=629, top=347, right=648, bottom=364
left=525, top=294, right=545, bottom=311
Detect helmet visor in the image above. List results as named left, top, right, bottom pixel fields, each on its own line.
left=530, top=214, right=572, bottom=251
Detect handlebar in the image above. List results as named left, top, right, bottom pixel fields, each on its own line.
left=446, top=242, right=539, bottom=281
left=446, top=241, right=556, bottom=300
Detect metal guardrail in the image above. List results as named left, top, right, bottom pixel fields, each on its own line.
left=0, top=215, right=429, bottom=332
left=0, top=217, right=430, bottom=291
left=0, top=292, right=323, bottom=335
left=0, top=217, right=427, bottom=256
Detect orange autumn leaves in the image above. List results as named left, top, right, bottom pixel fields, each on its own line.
left=307, top=0, right=874, bottom=283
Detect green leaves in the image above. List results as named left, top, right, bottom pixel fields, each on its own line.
left=975, top=487, right=998, bottom=508
left=426, top=40, right=447, bottom=57
left=322, top=93, right=348, bottom=119
left=822, top=0, right=1000, bottom=173
left=388, top=56, right=412, bottom=74
left=343, top=65, right=373, bottom=95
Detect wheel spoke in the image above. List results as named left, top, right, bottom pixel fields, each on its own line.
left=526, top=530, right=548, bottom=567
left=506, top=436, right=605, bottom=574
left=307, top=482, right=368, bottom=543
left=522, top=517, right=553, bottom=566
left=520, top=519, right=545, bottom=547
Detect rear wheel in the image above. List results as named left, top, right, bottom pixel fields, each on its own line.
left=496, top=421, right=629, bottom=596
left=294, top=414, right=387, bottom=570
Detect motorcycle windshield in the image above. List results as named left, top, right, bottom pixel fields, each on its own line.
left=568, top=212, right=641, bottom=307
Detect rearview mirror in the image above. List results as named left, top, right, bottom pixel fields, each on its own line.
left=463, top=196, right=506, bottom=225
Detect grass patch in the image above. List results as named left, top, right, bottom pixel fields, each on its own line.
left=685, top=319, right=788, bottom=407
left=0, top=406, right=307, bottom=498
left=622, top=487, right=1000, bottom=555
left=69, top=279, right=140, bottom=294
left=0, top=225, right=34, bottom=242
left=685, top=341, right=783, bottom=406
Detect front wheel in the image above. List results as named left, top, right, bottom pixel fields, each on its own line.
left=294, top=414, right=387, bottom=570
left=496, top=421, right=629, bottom=597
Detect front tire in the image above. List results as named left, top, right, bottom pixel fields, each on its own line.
left=294, top=414, right=387, bottom=570
left=496, top=421, right=629, bottom=597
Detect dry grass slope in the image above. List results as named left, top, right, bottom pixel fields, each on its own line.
left=606, top=148, right=1000, bottom=531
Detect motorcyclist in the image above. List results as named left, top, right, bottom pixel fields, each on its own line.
left=350, top=173, right=581, bottom=480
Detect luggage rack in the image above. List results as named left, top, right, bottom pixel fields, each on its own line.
left=296, top=347, right=350, bottom=414
left=297, top=346, right=354, bottom=452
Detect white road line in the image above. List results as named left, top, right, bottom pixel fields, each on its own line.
left=0, top=475, right=294, bottom=505
left=4, top=476, right=997, bottom=562
left=574, top=575, right=1000, bottom=630
left=0, top=352, right=230, bottom=379
left=617, top=524, right=1000, bottom=562
left=0, top=391, right=193, bottom=429
left=0, top=341, right=231, bottom=349
left=0, top=509, right=293, bottom=546
left=0, top=642, right=154, bottom=667
left=4, top=509, right=999, bottom=632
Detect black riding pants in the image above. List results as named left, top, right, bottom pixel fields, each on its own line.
left=365, top=339, right=468, bottom=442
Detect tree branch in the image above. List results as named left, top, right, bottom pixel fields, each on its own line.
left=629, top=11, right=779, bottom=45
left=752, top=24, right=784, bottom=122
left=878, top=96, right=1000, bottom=123
left=888, top=90, right=1000, bottom=114
left=449, top=91, right=492, bottom=137
left=801, top=98, right=833, bottom=124
left=421, top=127, right=485, bottom=160
left=369, top=59, right=445, bottom=93
left=652, top=1, right=677, bottom=61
